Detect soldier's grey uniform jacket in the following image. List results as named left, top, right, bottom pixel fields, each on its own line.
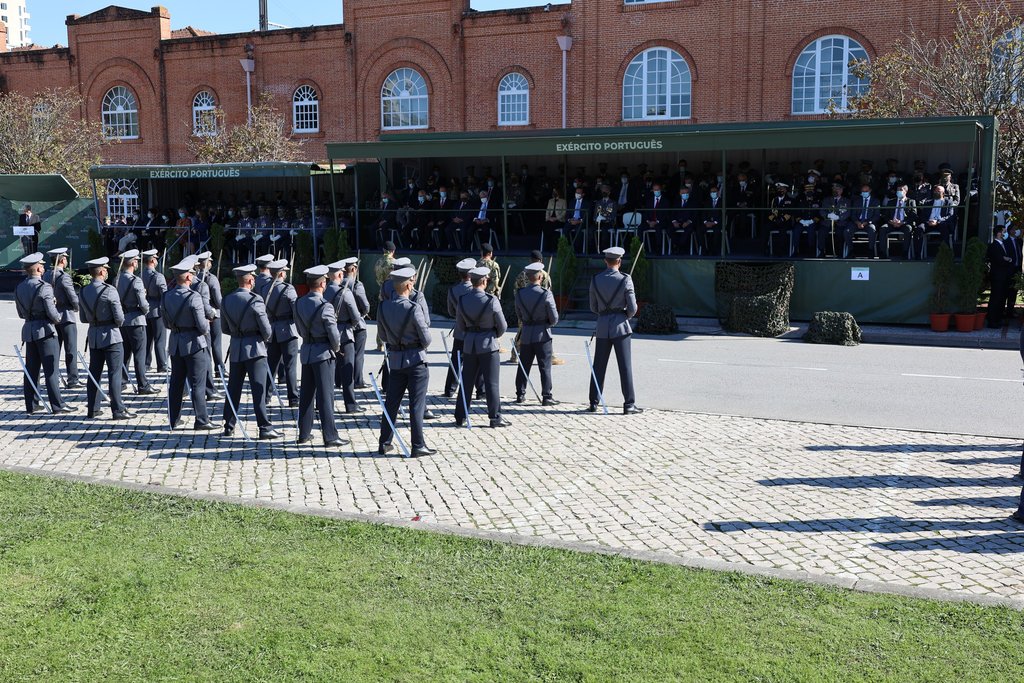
left=378, top=296, right=432, bottom=370
left=80, top=280, right=125, bottom=349
left=142, top=267, right=167, bottom=319
left=381, top=278, right=431, bottom=321
left=589, top=270, right=637, bottom=339
left=221, top=288, right=272, bottom=362
left=15, top=276, right=60, bottom=342
left=343, top=276, right=369, bottom=332
left=447, top=280, right=472, bottom=340
left=163, top=284, right=209, bottom=356
left=117, top=271, right=150, bottom=327
left=199, top=270, right=223, bottom=316
left=42, top=267, right=78, bottom=324
left=295, top=292, right=341, bottom=364
left=325, top=282, right=361, bottom=344
left=190, top=277, right=216, bottom=321
left=265, top=280, right=299, bottom=342
left=455, top=289, right=507, bottom=354
left=515, top=284, right=559, bottom=344
left=254, top=272, right=273, bottom=299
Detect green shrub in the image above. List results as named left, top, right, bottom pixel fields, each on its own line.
left=930, top=242, right=955, bottom=313
left=87, top=228, right=105, bottom=260
left=292, top=230, right=314, bottom=275
left=219, top=275, right=239, bottom=297
left=637, top=303, right=677, bottom=334
left=552, top=235, right=578, bottom=298
left=628, top=236, right=652, bottom=301
left=431, top=256, right=459, bottom=285
left=954, top=237, right=986, bottom=313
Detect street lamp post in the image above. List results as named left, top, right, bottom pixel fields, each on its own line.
left=239, top=48, right=256, bottom=124
left=556, top=35, right=573, bottom=129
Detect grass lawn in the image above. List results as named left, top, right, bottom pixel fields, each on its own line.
left=0, top=470, right=1022, bottom=682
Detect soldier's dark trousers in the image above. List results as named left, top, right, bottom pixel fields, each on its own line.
left=203, top=332, right=218, bottom=398
left=590, top=334, right=636, bottom=409
left=334, top=339, right=358, bottom=409
left=121, top=326, right=150, bottom=390
left=516, top=339, right=553, bottom=400
left=267, top=338, right=299, bottom=403
left=298, top=359, right=339, bottom=442
left=169, top=350, right=210, bottom=426
left=210, top=318, right=224, bottom=370
left=445, top=338, right=486, bottom=396
left=380, top=361, right=428, bottom=449
left=353, top=328, right=367, bottom=387
left=24, top=336, right=63, bottom=411
left=55, top=321, right=78, bottom=384
left=223, top=357, right=272, bottom=431
left=146, top=316, right=169, bottom=371
left=455, top=350, right=501, bottom=421
left=88, top=342, right=126, bottom=415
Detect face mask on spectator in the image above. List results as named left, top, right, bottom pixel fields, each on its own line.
left=439, top=192, right=447, bottom=199
left=888, top=176, right=897, bottom=184
left=681, top=192, right=689, bottom=200
left=653, top=190, right=661, bottom=198
left=147, top=212, right=154, bottom=219
left=807, top=175, right=815, bottom=183
left=621, top=176, right=629, bottom=182
left=487, top=181, right=495, bottom=188
left=861, top=191, right=870, bottom=198
left=1014, top=229, right=1021, bottom=238
left=710, top=192, right=719, bottom=200
left=575, top=193, right=584, bottom=200
left=227, top=210, right=235, bottom=217
left=418, top=196, right=425, bottom=204
left=178, top=211, right=186, bottom=218
left=896, top=190, right=906, bottom=199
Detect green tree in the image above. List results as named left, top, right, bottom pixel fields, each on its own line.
left=188, top=91, right=306, bottom=163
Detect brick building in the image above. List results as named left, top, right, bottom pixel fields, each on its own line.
left=0, top=2, right=1005, bottom=164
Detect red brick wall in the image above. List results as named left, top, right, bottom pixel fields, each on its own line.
left=0, top=0, right=1007, bottom=165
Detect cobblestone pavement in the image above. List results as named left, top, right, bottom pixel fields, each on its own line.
left=1, top=357, right=1023, bottom=606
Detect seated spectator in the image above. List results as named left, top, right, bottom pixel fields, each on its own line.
left=562, top=186, right=590, bottom=247
left=446, top=190, right=475, bottom=251
left=765, top=183, right=796, bottom=256
left=845, top=184, right=880, bottom=258
left=915, top=184, right=956, bottom=259
left=880, top=183, right=917, bottom=260
left=701, top=187, right=725, bottom=255
left=642, top=183, right=668, bottom=248
left=819, top=184, right=851, bottom=258
left=794, top=184, right=822, bottom=257
left=543, top=188, right=566, bottom=250
left=670, top=184, right=701, bottom=254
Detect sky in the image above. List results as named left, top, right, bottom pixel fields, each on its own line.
left=29, top=0, right=544, bottom=47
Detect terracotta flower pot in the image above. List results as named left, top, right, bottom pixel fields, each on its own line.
left=974, top=311, right=987, bottom=330
left=929, top=313, right=951, bottom=332
left=295, top=284, right=310, bottom=296
left=953, top=313, right=975, bottom=332
left=554, top=294, right=572, bottom=312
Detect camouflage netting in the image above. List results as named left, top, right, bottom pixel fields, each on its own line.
left=637, top=303, right=679, bottom=335
left=804, top=311, right=862, bottom=346
left=714, top=262, right=795, bottom=337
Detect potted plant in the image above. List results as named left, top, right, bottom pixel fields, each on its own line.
left=628, top=235, right=652, bottom=309
left=292, top=230, right=314, bottom=295
left=551, top=235, right=578, bottom=312
left=953, top=237, right=985, bottom=332
left=929, top=242, right=954, bottom=332
left=209, top=222, right=226, bottom=278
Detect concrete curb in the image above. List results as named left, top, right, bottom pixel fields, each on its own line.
left=4, top=463, right=1022, bottom=612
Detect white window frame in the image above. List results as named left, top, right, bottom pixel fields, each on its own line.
left=791, top=35, right=869, bottom=115
left=381, top=68, right=429, bottom=131
left=622, top=47, right=692, bottom=121
left=101, top=86, right=139, bottom=140
left=192, top=90, right=217, bottom=137
left=106, top=179, right=140, bottom=221
left=292, top=85, right=320, bottom=134
left=497, top=72, right=530, bottom=126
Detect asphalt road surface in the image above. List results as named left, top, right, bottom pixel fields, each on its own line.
left=2, top=300, right=1020, bottom=439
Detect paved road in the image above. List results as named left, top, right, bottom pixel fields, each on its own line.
left=1, top=299, right=1021, bottom=438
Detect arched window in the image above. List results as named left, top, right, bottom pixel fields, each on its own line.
left=101, top=86, right=139, bottom=139
left=792, top=35, right=869, bottom=114
left=622, top=47, right=692, bottom=121
left=292, top=85, right=320, bottom=133
left=192, top=90, right=217, bottom=136
left=106, top=179, right=140, bottom=221
left=381, top=68, right=429, bottom=130
left=498, top=72, right=530, bottom=126
left=993, top=27, right=1024, bottom=103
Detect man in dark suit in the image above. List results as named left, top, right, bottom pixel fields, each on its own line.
left=987, top=224, right=1014, bottom=328
left=727, top=173, right=757, bottom=240
left=879, top=184, right=918, bottom=260
left=642, top=183, right=668, bottom=249
left=1004, top=225, right=1023, bottom=318
left=375, top=192, right=398, bottom=249
left=446, top=191, right=475, bottom=251
left=701, top=187, right=725, bottom=255
left=915, top=185, right=956, bottom=260
left=426, top=186, right=452, bottom=248
left=845, top=184, right=881, bottom=258
left=18, top=204, right=41, bottom=256
left=562, top=187, right=591, bottom=249
left=470, top=190, right=494, bottom=250
left=614, top=171, right=640, bottom=216
left=670, top=184, right=702, bottom=254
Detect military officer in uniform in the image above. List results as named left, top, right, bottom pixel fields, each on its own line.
left=265, top=259, right=300, bottom=406
left=16, top=253, right=73, bottom=413
left=514, top=262, right=559, bottom=406
left=141, top=249, right=169, bottom=373
left=220, top=264, right=282, bottom=440
left=373, top=241, right=397, bottom=352
left=42, top=247, right=82, bottom=387
left=377, top=266, right=436, bottom=456
left=295, top=265, right=348, bottom=447
left=342, top=257, right=370, bottom=388
left=588, top=246, right=642, bottom=414
left=195, top=251, right=224, bottom=373
left=454, top=266, right=510, bottom=428
left=80, top=257, right=133, bottom=419
left=509, top=250, right=562, bottom=367
left=185, top=254, right=220, bottom=401
left=117, top=249, right=158, bottom=394
left=325, top=259, right=364, bottom=413
left=164, top=259, right=215, bottom=429
left=254, top=254, right=275, bottom=299
left=444, top=258, right=480, bottom=398
left=478, top=243, right=501, bottom=295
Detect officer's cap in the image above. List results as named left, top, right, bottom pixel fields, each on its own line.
left=326, top=260, right=346, bottom=273
left=85, top=256, right=110, bottom=268
left=480, top=243, right=494, bottom=253
left=602, top=246, right=626, bottom=260
left=390, top=267, right=416, bottom=284
left=530, top=249, right=543, bottom=261
left=20, top=252, right=44, bottom=266
left=233, top=264, right=257, bottom=277
left=469, top=266, right=491, bottom=281
left=342, top=257, right=359, bottom=267
left=304, top=265, right=329, bottom=278
left=255, top=254, right=275, bottom=266
left=121, top=248, right=141, bottom=260
left=392, top=257, right=412, bottom=268
left=456, top=258, right=477, bottom=273
left=775, top=182, right=789, bottom=189
left=268, top=259, right=289, bottom=272
left=196, top=251, right=213, bottom=261
left=807, top=169, right=822, bottom=176
left=524, top=263, right=544, bottom=274
left=170, top=260, right=195, bottom=275
left=384, top=240, right=397, bottom=252
left=46, top=247, right=68, bottom=257
left=141, top=249, right=159, bottom=257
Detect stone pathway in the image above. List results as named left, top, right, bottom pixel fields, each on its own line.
left=2, top=358, right=1022, bottom=607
